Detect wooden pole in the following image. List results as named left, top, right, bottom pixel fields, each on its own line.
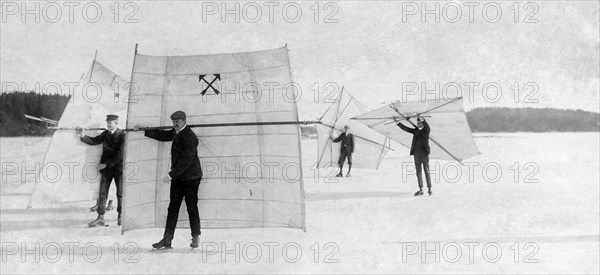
left=88, top=50, right=98, bottom=82
left=49, top=120, right=322, bottom=131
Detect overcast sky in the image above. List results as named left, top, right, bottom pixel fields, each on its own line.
left=1, top=1, right=598, bottom=118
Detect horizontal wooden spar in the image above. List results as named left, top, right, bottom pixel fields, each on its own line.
left=319, top=123, right=394, bottom=151
left=137, top=120, right=322, bottom=131
left=49, top=120, right=322, bottom=131
left=48, top=127, right=107, bottom=131
left=351, top=115, right=431, bottom=121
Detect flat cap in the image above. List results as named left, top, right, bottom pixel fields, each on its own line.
left=170, top=111, right=186, bottom=120
left=105, top=114, right=119, bottom=121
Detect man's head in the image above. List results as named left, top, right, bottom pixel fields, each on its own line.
left=170, top=111, right=187, bottom=132
left=105, top=114, right=118, bottom=130
left=344, top=125, right=350, bottom=133
left=416, top=118, right=424, bottom=129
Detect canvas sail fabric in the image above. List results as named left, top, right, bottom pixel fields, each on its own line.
left=122, top=46, right=305, bottom=232
left=316, top=88, right=391, bottom=169
left=85, top=60, right=128, bottom=89
left=28, top=60, right=129, bottom=207
left=352, top=97, right=480, bottom=163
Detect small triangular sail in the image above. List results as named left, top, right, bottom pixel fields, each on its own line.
left=28, top=60, right=129, bottom=208
left=352, top=97, right=480, bottom=163
left=317, top=88, right=391, bottom=169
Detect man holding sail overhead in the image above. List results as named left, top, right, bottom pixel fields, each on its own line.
left=394, top=116, right=432, bottom=196
left=352, top=96, right=479, bottom=196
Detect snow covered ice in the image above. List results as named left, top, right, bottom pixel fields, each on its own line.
left=1, top=133, right=598, bottom=273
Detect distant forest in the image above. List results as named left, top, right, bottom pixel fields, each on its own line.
left=1, top=92, right=70, bottom=136
left=466, top=107, right=600, bottom=132
left=1, top=92, right=598, bottom=136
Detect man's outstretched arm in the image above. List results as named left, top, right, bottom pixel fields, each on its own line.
left=79, top=130, right=106, bottom=145
left=396, top=121, right=416, bottom=134
left=332, top=133, right=344, bottom=143
left=144, top=129, right=175, bottom=141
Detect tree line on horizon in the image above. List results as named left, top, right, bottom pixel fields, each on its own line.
left=0, top=92, right=70, bottom=136
left=466, top=107, right=600, bottom=132
left=1, top=92, right=598, bottom=137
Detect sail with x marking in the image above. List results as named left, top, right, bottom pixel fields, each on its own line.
left=122, top=46, right=306, bottom=232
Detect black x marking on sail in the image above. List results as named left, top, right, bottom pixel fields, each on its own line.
left=199, top=74, right=221, bottom=95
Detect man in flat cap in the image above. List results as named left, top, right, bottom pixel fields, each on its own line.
left=140, top=111, right=203, bottom=249
left=77, top=114, right=125, bottom=226
left=331, top=125, right=354, bottom=177
left=395, top=116, right=432, bottom=196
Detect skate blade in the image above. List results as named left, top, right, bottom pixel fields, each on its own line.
left=87, top=224, right=108, bottom=228
left=151, top=247, right=173, bottom=252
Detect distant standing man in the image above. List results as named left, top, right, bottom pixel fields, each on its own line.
left=331, top=125, right=354, bottom=177
left=141, top=111, right=203, bottom=249
left=77, top=114, right=125, bottom=226
left=395, top=117, right=432, bottom=196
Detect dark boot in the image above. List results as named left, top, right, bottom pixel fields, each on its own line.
left=88, top=215, right=105, bottom=227
left=152, top=232, right=173, bottom=249
left=428, top=188, right=432, bottom=196
left=106, top=200, right=114, bottom=211
left=414, top=189, right=424, bottom=196
left=190, top=234, right=199, bottom=248
left=336, top=169, right=343, bottom=177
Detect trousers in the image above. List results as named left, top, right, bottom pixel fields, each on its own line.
left=97, top=168, right=122, bottom=215
left=413, top=153, right=431, bottom=189
left=164, top=178, right=201, bottom=237
left=338, top=150, right=353, bottom=167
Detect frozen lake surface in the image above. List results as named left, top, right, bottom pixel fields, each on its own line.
left=1, top=133, right=598, bottom=273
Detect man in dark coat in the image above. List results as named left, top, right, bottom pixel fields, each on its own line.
left=77, top=114, right=125, bottom=226
left=331, top=125, right=355, bottom=177
left=142, top=111, right=203, bottom=249
left=396, top=117, right=432, bottom=196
